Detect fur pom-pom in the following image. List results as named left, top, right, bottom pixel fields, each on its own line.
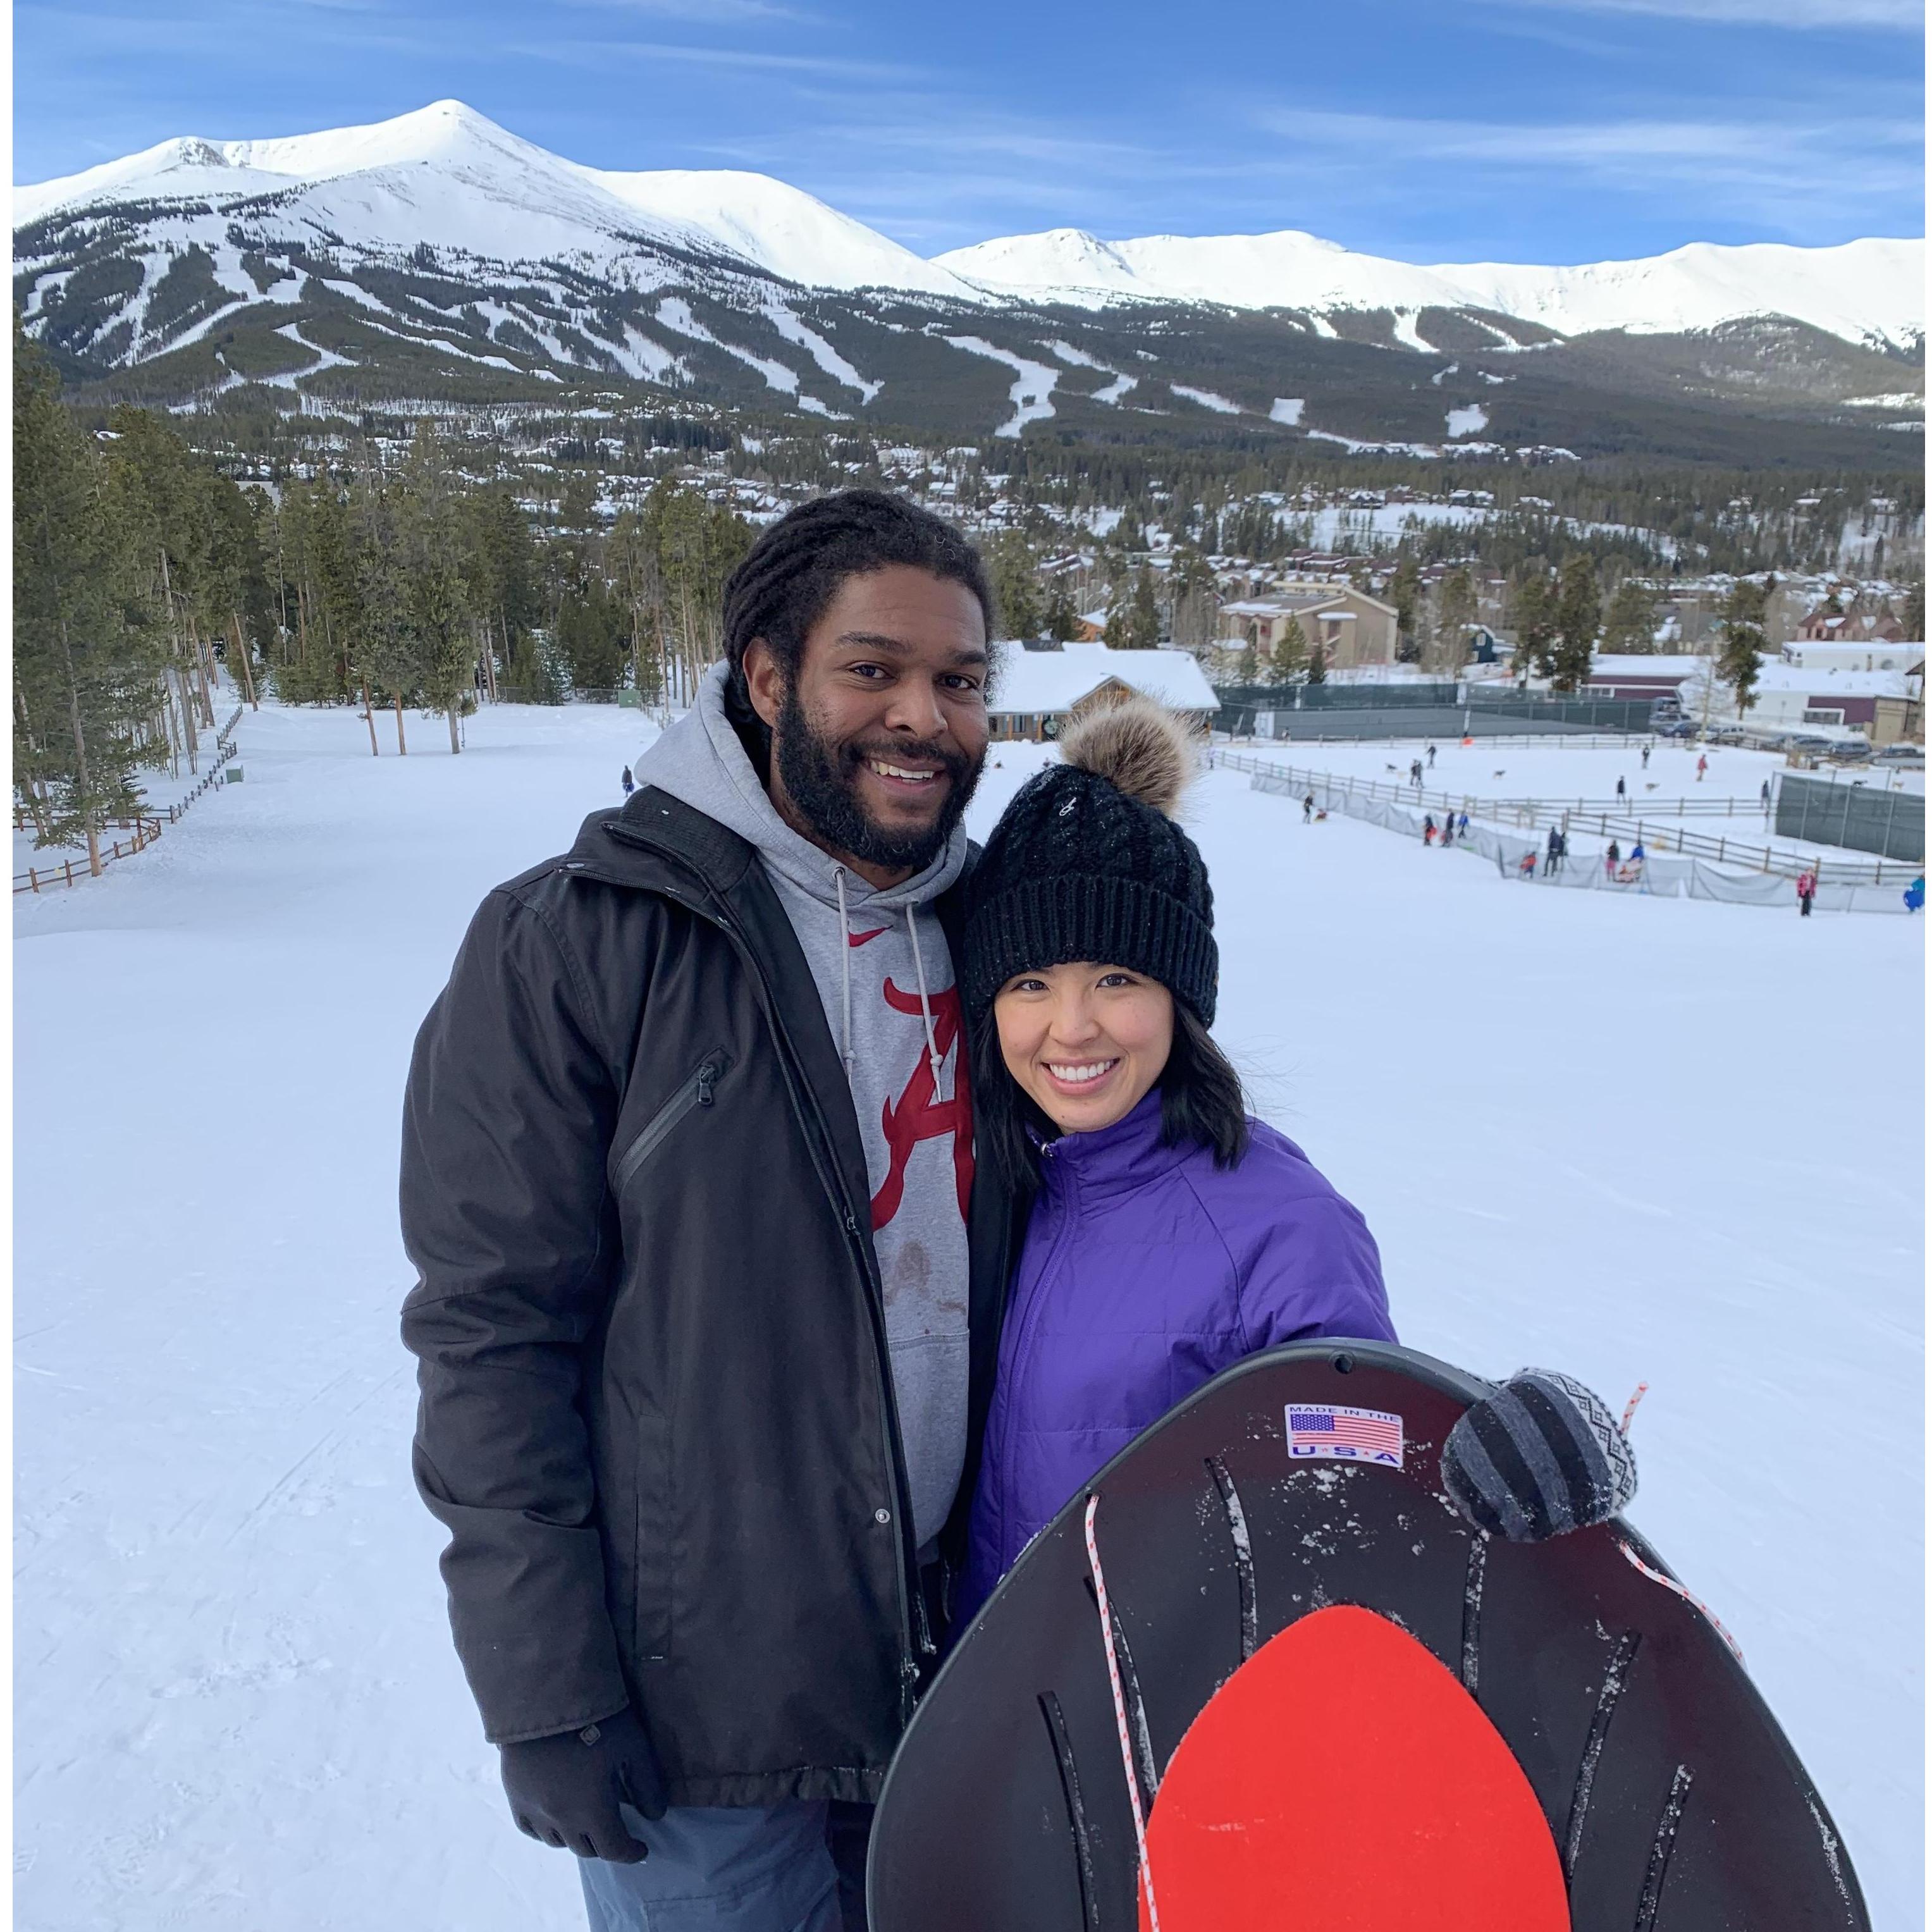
left=1056, top=695, right=1198, bottom=817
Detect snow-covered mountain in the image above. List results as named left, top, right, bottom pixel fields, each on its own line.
left=934, top=228, right=1924, bottom=355
left=18, top=99, right=1923, bottom=346
left=581, top=166, right=971, bottom=300
left=13, top=101, right=1922, bottom=459
left=13, top=100, right=978, bottom=299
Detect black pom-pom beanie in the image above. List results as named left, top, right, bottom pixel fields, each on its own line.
left=963, top=699, right=1218, bottom=1026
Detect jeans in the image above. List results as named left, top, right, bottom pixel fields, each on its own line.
left=579, top=1799, right=873, bottom=1932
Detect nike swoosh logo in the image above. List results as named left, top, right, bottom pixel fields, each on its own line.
left=849, top=927, right=889, bottom=948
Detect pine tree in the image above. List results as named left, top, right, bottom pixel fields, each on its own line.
left=1305, top=637, right=1327, bottom=684
left=1599, top=578, right=1657, bottom=655
left=464, top=484, right=545, bottom=703
left=1510, top=570, right=1558, bottom=682
left=353, top=479, right=421, bottom=752
left=101, top=404, right=219, bottom=753
left=1432, top=568, right=1477, bottom=674
left=1043, top=579, right=1080, bottom=644
left=1165, top=546, right=1220, bottom=649
left=1550, top=556, right=1599, bottom=692
left=397, top=424, right=477, bottom=751
left=1389, top=553, right=1424, bottom=663
left=14, top=329, right=159, bottom=870
left=1106, top=564, right=1159, bottom=649
left=982, top=532, right=1043, bottom=641
left=1271, top=615, right=1309, bottom=684
left=1717, top=576, right=1771, bottom=718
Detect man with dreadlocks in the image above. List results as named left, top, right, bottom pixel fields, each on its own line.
left=400, top=491, right=1017, bottom=1929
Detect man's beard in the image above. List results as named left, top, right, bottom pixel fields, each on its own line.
left=773, top=681, right=983, bottom=875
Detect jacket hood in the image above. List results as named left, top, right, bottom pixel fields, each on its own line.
left=632, top=664, right=968, bottom=916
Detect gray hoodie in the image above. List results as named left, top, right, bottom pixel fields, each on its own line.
left=633, top=666, right=972, bottom=1553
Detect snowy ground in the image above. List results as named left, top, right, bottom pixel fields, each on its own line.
left=12, top=713, right=243, bottom=882
left=1228, top=735, right=1926, bottom=874
left=16, top=703, right=1924, bottom=1929
left=1231, top=735, right=1797, bottom=805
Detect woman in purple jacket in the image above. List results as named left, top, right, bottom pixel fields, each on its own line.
left=956, top=698, right=1396, bottom=1617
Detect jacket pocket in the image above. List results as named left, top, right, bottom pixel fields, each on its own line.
left=612, top=1048, right=730, bottom=1195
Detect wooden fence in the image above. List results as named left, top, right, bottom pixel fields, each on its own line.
left=14, top=707, right=247, bottom=895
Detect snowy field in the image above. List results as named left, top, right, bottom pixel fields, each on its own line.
left=1234, top=734, right=1799, bottom=804
left=15, top=701, right=1924, bottom=1929
left=12, top=714, right=243, bottom=882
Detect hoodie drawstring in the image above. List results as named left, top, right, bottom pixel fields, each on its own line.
left=905, top=905, right=945, bottom=1093
left=835, top=864, right=945, bottom=1095
left=834, top=866, right=856, bottom=1078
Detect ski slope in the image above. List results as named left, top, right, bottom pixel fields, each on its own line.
left=16, top=101, right=1924, bottom=352
left=15, top=703, right=1923, bottom=1929
left=934, top=226, right=1926, bottom=352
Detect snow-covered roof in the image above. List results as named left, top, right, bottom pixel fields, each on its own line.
left=988, top=643, right=1218, bottom=716
left=1682, top=662, right=1916, bottom=698
left=1589, top=655, right=1707, bottom=679
left=1780, top=641, right=1924, bottom=669
left=1221, top=593, right=1346, bottom=617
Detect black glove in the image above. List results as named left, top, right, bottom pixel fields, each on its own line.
left=1441, top=1368, right=1637, bottom=1543
left=500, top=1707, right=668, bottom=1863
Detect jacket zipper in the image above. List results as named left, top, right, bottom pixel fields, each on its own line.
left=994, top=1153, right=1083, bottom=1563
left=591, top=827, right=924, bottom=1705
left=612, top=1049, right=730, bottom=1194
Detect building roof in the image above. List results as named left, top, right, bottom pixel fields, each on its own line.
left=1219, top=594, right=1346, bottom=618
left=1780, top=641, right=1924, bottom=670
left=988, top=642, right=1219, bottom=716
left=1682, top=661, right=1917, bottom=699
left=1219, top=584, right=1400, bottom=622
left=1588, top=655, right=1708, bottom=681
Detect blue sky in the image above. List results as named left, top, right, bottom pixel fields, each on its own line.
left=13, top=0, right=1924, bottom=262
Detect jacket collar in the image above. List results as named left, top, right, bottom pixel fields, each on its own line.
left=1038, top=1088, right=1191, bottom=1201
left=571, top=787, right=975, bottom=944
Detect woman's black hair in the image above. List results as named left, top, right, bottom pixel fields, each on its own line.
left=969, top=996, right=1250, bottom=1193
left=719, top=488, right=996, bottom=770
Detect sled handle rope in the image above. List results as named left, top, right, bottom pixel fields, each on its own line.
left=1620, top=1381, right=1649, bottom=1435
left=1619, top=1541, right=1745, bottom=1664
left=1084, top=1492, right=1162, bottom=1932
left=1612, top=1382, right=1740, bottom=1662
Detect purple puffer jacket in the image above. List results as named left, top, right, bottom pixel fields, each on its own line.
left=960, top=1089, right=1394, bottom=1618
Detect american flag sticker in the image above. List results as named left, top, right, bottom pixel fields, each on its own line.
left=1286, top=1403, right=1405, bottom=1470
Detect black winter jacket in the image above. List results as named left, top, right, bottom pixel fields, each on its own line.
left=400, top=788, right=1018, bottom=1807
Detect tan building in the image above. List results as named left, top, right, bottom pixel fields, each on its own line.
left=1217, top=581, right=1400, bottom=670
left=1871, top=694, right=1925, bottom=748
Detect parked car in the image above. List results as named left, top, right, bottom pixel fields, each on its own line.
left=1826, top=739, right=1873, bottom=763
left=1874, top=743, right=1926, bottom=765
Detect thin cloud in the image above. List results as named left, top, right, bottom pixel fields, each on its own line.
left=1482, top=0, right=1921, bottom=27
left=1266, top=106, right=1919, bottom=166
left=1238, top=104, right=1921, bottom=247
left=503, top=38, right=914, bottom=82
left=556, top=0, right=818, bottom=22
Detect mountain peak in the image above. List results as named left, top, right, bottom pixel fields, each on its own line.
left=13, top=100, right=1924, bottom=357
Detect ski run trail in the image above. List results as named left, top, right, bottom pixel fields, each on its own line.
left=15, top=699, right=1923, bottom=1930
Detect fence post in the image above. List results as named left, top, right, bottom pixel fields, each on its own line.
left=29, top=868, right=39, bottom=893
left=63, top=859, right=73, bottom=887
